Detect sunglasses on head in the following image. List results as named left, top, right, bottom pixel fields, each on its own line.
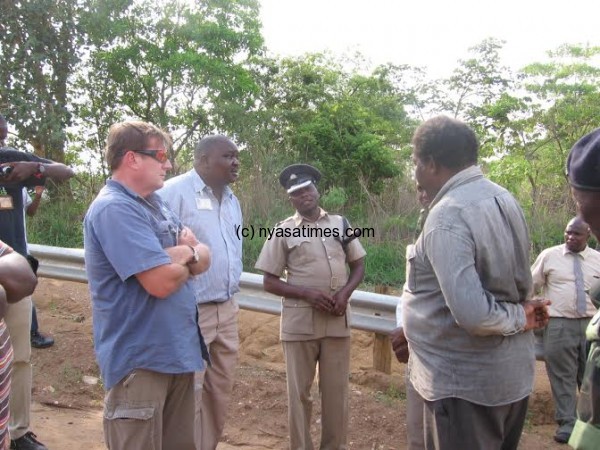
left=132, top=149, right=169, bottom=163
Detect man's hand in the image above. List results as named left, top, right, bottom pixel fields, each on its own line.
left=34, top=185, right=45, bottom=196
left=390, top=327, right=409, bottom=363
left=522, top=299, right=551, bottom=331
left=331, top=289, right=351, bottom=316
left=303, top=288, right=334, bottom=313
left=177, top=226, right=200, bottom=247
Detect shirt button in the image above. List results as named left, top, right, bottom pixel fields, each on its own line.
left=322, top=238, right=325, bottom=242
left=328, top=256, right=332, bottom=259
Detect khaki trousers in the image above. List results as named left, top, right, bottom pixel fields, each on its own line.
left=103, top=369, right=195, bottom=450
left=195, top=298, right=239, bottom=450
left=4, top=296, right=32, bottom=440
left=283, top=337, right=351, bottom=450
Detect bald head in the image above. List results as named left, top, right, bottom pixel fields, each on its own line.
left=193, top=135, right=240, bottom=189
left=194, top=135, right=235, bottom=161
left=564, top=216, right=590, bottom=253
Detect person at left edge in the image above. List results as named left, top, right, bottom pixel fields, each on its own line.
left=1, top=113, right=74, bottom=450
left=84, top=121, right=210, bottom=450
left=158, top=135, right=242, bottom=450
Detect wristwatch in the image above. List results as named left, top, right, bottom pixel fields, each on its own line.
left=37, top=163, right=46, bottom=176
left=187, top=245, right=200, bottom=265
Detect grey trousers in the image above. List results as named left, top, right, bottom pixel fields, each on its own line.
left=544, top=317, right=591, bottom=435
left=421, top=395, right=529, bottom=450
left=406, top=376, right=425, bottom=450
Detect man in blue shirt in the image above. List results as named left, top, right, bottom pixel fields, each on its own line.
left=158, top=135, right=242, bottom=450
left=84, top=121, right=211, bottom=450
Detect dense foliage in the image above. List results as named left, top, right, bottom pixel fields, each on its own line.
left=2, top=1, right=599, bottom=287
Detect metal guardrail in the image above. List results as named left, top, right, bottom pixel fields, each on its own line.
left=29, top=244, right=544, bottom=368
left=29, top=244, right=399, bottom=335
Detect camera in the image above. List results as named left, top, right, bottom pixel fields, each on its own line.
left=0, top=166, right=13, bottom=177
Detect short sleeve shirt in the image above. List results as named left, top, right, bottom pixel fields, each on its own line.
left=0, top=148, right=49, bottom=256
left=255, top=209, right=366, bottom=341
left=84, top=179, right=204, bottom=389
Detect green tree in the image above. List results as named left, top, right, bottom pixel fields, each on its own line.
left=0, top=0, right=83, bottom=162
left=73, top=0, right=264, bottom=174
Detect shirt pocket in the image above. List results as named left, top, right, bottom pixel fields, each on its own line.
left=287, top=236, right=313, bottom=264
left=153, top=220, right=178, bottom=248
left=406, top=244, right=417, bottom=291
left=281, top=299, right=314, bottom=335
left=104, top=404, right=157, bottom=450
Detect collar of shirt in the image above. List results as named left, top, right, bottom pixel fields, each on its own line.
left=563, top=243, right=592, bottom=260
left=106, top=178, right=164, bottom=206
left=189, top=169, right=233, bottom=200
left=429, top=165, right=484, bottom=209
left=292, top=207, right=328, bottom=227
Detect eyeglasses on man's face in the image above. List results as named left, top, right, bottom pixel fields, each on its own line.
left=132, top=149, right=169, bottom=163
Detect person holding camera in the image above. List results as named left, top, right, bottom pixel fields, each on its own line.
left=0, top=114, right=74, bottom=450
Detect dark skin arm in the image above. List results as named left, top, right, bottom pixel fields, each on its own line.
left=390, top=326, right=409, bottom=363
left=263, top=272, right=335, bottom=313
left=1, top=160, right=74, bottom=183
left=263, top=256, right=366, bottom=315
left=331, top=257, right=365, bottom=316
left=0, top=286, right=7, bottom=322
left=0, top=243, right=37, bottom=303
left=522, top=299, right=551, bottom=331
left=26, top=186, right=44, bottom=217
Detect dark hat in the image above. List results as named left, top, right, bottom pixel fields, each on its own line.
left=567, top=127, right=600, bottom=191
left=279, top=164, right=321, bottom=194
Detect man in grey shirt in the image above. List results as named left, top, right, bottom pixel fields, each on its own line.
left=402, top=116, right=550, bottom=449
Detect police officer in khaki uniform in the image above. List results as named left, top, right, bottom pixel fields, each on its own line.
left=255, top=164, right=366, bottom=450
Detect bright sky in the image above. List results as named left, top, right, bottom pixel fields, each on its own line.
left=259, top=0, right=600, bottom=78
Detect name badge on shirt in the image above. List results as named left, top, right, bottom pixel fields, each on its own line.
left=196, top=198, right=213, bottom=210
left=0, top=196, right=14, bottom=210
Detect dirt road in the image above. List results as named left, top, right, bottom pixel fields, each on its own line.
left=28, top=279, right=562, bottom=449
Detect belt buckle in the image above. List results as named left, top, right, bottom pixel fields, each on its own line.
left=330, top=277, right=339, bottom=291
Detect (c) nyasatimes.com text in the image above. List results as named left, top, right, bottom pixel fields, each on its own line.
left=234, top=224, right=375, bottom=240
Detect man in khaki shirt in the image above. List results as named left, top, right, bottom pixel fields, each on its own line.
left=255, top=164, right=366, bottom=450
left=532, top=216, right=600, bottom=444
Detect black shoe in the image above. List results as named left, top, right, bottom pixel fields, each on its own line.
left=10, top=431, right=48, bottom=450
left=553, top=431, right=571, bottom=444
left=30, top=331, right=54, bottom=349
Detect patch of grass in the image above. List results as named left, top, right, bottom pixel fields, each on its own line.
left=523, top=409, right=534, bottom=432
left=59, top=364, right=84, bottom=386
left=374, top=384, right=406, bottom=406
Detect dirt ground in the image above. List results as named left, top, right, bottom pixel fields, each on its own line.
left=28, top=278, right=565, bottom=449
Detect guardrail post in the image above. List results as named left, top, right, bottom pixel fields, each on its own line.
left=373, top=285, right=392, bottom=374
left=373, top=333, right=392, bottom=374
